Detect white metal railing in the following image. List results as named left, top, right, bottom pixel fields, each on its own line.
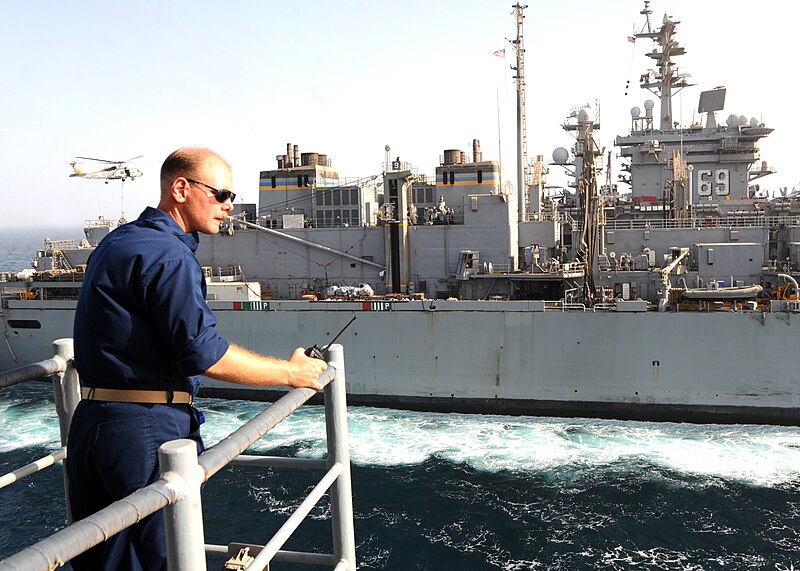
left=0, top=340, right=356, bottom=571
left=604, top=214, right=800, bottom=230
left=0, top=340, right=76, bottom=491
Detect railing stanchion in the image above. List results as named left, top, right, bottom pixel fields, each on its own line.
left=325, top=344, right=356, bottom=569
left=52, top=337, right=80, bottom=524
left=159, top=439, right=207, bottom=571
left=51, top=338, right=79, bottom=447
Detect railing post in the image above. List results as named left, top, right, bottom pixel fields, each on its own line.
left=51, top=338, right=80, bottom=447
left=52, top=338, right=80, bottom=524
left=159, top=439, right=207, bottom=571
left=325, top=344, right=357, bottom=569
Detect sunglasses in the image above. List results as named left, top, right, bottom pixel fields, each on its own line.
left=185, top=178, right=236, bottom=203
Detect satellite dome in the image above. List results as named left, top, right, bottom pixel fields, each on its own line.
left=552, top=147, right=570, bottom=165
left=738, top=115, right=748, bottom=126
left=726, top=114, right=739, bottom=128
left=750, top=117, right=759, bottom=127
left=643, top=100, right=655, bottom=110
left=631, top=106, right=641, bottom=118
left=578, top=108, right=593, bottom=123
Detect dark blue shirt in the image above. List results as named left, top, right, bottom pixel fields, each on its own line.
left=74, top=207, right=230, bottom=395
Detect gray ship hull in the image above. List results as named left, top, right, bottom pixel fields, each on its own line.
left=3, top=299, right=798, bottom=424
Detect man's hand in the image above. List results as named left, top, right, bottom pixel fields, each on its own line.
left=287, top=347, right=327, bottom=390
left=205, top=343, right=327, bottom=389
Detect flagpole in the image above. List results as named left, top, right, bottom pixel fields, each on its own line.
left=497, top=87, right=502, bottom=194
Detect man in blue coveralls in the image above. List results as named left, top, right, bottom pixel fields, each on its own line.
left=65, top=147, right=327, bottom=571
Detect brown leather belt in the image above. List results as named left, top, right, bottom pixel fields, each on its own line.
left=81, top=387, right=193, bottom=405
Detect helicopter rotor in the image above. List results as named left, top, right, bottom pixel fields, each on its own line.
left=75, top=155, right=143, bottom=165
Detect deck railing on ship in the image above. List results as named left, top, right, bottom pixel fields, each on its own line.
left=529, top=212, right=800, bottom=231
left=0, top=339, right=356, bottom=571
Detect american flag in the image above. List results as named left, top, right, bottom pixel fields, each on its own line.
left=627, top=35, right=636, bottom=43
left=494, top=49, right=505, bottom=58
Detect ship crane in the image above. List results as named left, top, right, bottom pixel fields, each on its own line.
left=657, top=247, right=689, bottom=311
left=574, top=109, right=604, bottom=305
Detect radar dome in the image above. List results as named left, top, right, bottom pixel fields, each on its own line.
left=643, top=100, right=655, bottom=110
left=631, top=106, right=641, bottom=118
left=739, top=115, right=748, bottom=126
left=750, top=117, right=759, bottom=127
left=578, top=108, right=593, bottom=123
left=726, top=114, right=739, bottom=128
left=552, top=147, right=570, bottom=165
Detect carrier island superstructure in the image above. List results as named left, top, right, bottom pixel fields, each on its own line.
left=2, top=3, right=800, bottom=424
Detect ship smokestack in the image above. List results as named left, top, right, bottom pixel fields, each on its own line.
left=293, top=144, right=300, bottom=170
left=472, top=139, right=482, bottom=163
left=286, top=143, right=293, bottom=167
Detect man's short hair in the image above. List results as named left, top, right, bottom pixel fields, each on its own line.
left=160, top=147, right=230, bottom=193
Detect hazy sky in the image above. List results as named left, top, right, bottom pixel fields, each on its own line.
left=0, top=1, right=794, bottom=231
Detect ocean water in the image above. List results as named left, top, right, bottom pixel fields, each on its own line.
left=0, top=227, right=81, bottom=273
left=2, top=230, right=800, bottom=569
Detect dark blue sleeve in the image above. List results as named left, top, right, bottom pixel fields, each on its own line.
left=140, top=256, right=229, bottom=376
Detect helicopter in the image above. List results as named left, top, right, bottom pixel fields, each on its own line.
left=69, top=156, right=143, bottom=183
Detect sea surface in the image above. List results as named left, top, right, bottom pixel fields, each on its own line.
left=2, top=229, right=800, bottom=570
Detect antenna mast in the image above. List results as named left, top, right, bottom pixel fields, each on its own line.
left=511, top=3, right=529, bottom=223
left=635, top=1, right=692, bottom=130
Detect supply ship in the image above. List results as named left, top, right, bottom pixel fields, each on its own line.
left=2, top=3, right=799, bottom=424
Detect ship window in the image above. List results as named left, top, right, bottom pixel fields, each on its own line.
left=477, top=169, right=483, bottom=184
left=323, top=190, right=332, bottom=206
left=450, top=171, right=455, bottom=185
left=425, top=187, right=433, bottom=203
left=304, top=174, right=310, bottom=187
left=8, top=319, right=41, bottom=329
left=324, top=210, right=333, bottom=227
left=351, top=188, right=358, bottom=204
left=441, top=172, right=448, bottom=185
left=333, top=189, right=341, bottom=206
left=341, top=210, right=350, bottom=225
left=351, top=208, right=358, bottom=223
left=297, top=175, right=302, bottom=188
left=271, top=176, right=276, bottom=188
left=316, top=189, right=323, bottom=206
left=315, top=212, right=324, bottom=227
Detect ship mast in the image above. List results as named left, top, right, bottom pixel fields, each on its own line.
left=577, top=123, right=603, bottom=304
left=511, top=3, right=528, bottom=223
left=635, top=1, right=692, bottom=130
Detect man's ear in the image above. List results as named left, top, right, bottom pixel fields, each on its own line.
left=172, top=177, right=190, bottom=203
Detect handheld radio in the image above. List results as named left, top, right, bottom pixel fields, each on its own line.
left=305, top=315, right=357, bottom=360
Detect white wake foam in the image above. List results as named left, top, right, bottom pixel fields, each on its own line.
left=4, top=387, right=800, bottom=487
left=201, top=402, right=800, bottom=487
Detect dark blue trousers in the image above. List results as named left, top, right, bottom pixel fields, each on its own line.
left=65, top=400, right=204, bottom=571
